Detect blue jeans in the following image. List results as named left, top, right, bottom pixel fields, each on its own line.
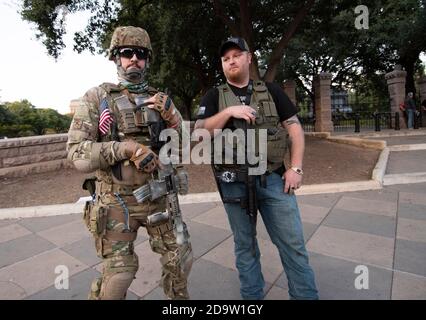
left=407, top=109, right=414, bottom=128
left=220, top=172, right=318, bottom=300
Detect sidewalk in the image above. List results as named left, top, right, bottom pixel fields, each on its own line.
left=0, top=132, right=425, bottom=300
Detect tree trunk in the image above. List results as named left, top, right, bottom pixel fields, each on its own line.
left=263, top=0, right=316, bottom=82
left=402, top=60, right=416, bottom=96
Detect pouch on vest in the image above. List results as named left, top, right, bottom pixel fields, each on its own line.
left=87, top=203, right=108, bottom=236
left=252, top=83, right=278, bottom=124
left=267, top=127, right=288, bottom=164
left=114, top=95, right=140, bottom=134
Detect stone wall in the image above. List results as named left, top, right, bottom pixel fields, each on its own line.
left=0, top=134, right=72, bottom=179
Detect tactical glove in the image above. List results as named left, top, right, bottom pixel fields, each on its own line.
left=116, top=140, right=159, bottom=173
left=152, top=93, right=179, bottom=128
left=129, top=144, right=159, bottom=173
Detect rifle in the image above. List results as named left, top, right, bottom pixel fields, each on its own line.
left=235, top=118, right=258, bottom=257
left=132, top=164, right=189, bottom=245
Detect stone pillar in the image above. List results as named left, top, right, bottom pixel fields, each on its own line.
left=385, top=66, right=407, bottom=129
left=417, top=76, right=426, bottom=126
left=313, top=73, right=333, bottom=132
left=283, top=80, right=297, bottom=106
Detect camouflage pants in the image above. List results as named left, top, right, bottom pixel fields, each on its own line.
left=87, top=193, right=193, bottom=300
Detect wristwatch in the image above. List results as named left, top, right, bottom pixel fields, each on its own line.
left=290, top=166, right=304, bottom=175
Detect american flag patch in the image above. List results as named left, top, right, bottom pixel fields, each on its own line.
left=98, top=99, right=113, bottom=135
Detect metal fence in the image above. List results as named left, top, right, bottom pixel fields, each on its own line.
left=300, top=111, right=424, bottom=133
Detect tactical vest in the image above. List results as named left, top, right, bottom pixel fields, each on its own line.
left=217, top=81, right=288, bottom=172
left=99, top=82, right=158, bottom=146
left=96, top=83, right=163, bottom=188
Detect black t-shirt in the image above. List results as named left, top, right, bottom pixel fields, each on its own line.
left=196, top=81, right=298, bottom=122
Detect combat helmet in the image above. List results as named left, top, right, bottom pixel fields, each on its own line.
left=108, top=26, right=153, bottom=61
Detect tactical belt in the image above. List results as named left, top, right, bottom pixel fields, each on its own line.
left=99, top=182, right=137, bottom=196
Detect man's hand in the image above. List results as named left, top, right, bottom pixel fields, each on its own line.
left=226, top=105, right=257, bottom=124
left=283, top=169, right=302, bottom=194
left=144, top=93, right=179, bottom=127
left=116, top=140, right=159, bottom=173
left=130, top=144, right=159, bottom=173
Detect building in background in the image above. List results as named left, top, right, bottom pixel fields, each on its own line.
left=331, top=90, right=351, bottom=113
left=69, top=99, right=81, bottom=115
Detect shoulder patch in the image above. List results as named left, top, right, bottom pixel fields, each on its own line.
left=197, top=106, right=206, bottom=116
left=71, top=118, right=83, bottom=130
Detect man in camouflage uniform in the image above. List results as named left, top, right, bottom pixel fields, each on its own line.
left=67, top=26, right=193, bottom=300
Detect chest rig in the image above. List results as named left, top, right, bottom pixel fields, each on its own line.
left=99, top=82, right=165, bottom=149
left=217, top=81, right=288, bottom=172
left=95, top=83, right=166, bottom=187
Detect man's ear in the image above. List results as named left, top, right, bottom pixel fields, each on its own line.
left=247, top=52, right=252, bottom=64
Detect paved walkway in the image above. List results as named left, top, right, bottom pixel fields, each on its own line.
left=0, top=131, right=425, bottom=300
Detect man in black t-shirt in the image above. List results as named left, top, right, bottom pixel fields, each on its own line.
left=194, top=37, right=318, bottom=300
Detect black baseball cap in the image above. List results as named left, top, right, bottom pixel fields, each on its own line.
left=219, top=37, right=250, bottom=57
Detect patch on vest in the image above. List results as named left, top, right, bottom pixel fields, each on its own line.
left=197, top=106, right=206, bottom=116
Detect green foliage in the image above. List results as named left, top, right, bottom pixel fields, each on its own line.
left=19, top=0, right=426, bottom=114
left=18, top=0, right=314, bottom=119
left=277, top=0, right=426, bottom=104
left=0, top=100, right=71, bottom=138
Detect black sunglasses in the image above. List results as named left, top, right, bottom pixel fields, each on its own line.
left=118, top=47, right=149, bottom=60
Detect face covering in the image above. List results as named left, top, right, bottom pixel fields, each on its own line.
left=115, top=56, right=149, bottom=93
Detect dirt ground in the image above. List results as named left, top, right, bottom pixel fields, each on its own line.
left=0, top=136, right=380, bottom=208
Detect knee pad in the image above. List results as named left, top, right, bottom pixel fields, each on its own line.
left=100, top=271, right=136, bottom=300
left=99, top=254, right=139, bottom=300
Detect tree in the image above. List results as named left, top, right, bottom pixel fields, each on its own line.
left=0, top=100, right=71, bottom=137
left=22, top=0, right=425, bottom=118
left=276, top=0, right=426, bottom=108
left=364, top=0, right=426, bottom=94
left=20, top=0, right=317, bottom=118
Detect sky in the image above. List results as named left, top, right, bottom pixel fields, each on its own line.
left=0, top=0, right=117, bottom=114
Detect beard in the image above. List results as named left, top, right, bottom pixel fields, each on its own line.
left=224, top=67, right=246, bottom=83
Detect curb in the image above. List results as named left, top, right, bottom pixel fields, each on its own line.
left=383, top=172, right=426, bottom=186
left=296, top=180, right=382, bottom=195
left=0, top=180, right=383, bottom=220
left=388, top=144, right=426, bottom=151
left=372, top=147, right=390, bottom=184
left=0, top=203, right=83, bottom=220
left=336, top=128, right=426, bottom=138
left=326, top=136, right=385, bottom=150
